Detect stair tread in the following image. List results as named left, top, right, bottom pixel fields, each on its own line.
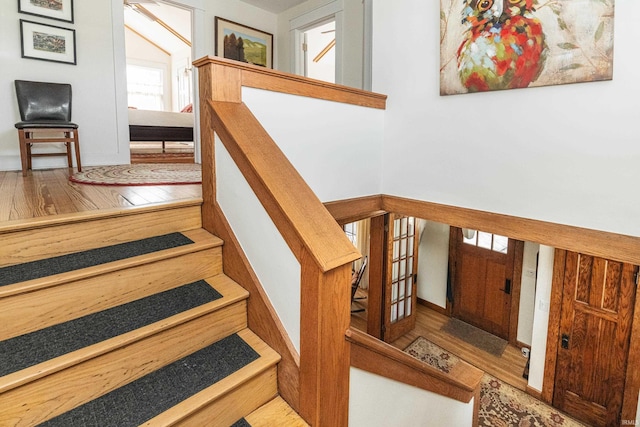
left=0, top=274, right=248, bottom=393
left=40, top=329, right=279, bottom=427
left=244, top=396, right=309, bottom=427
left=0, top=228, right=222, bottom=298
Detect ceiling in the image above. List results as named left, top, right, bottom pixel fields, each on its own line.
left=124, top=1, right=192, bottom=55
left=239, top=0, right=308, bottom=13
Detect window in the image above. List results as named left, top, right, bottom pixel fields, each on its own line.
left=344, top=222, right=358, bottom=247
left=463, top=230, right=509, bottom=254
left=126, top=64, right=165, bottom=110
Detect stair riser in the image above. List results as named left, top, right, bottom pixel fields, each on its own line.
left=1, top=205, right=202, bottom=267
left=0, top=302, right=247, bottom=426
left=164, top=367, right=278, bottom=427
left=0, top=248, right=222, bottom=341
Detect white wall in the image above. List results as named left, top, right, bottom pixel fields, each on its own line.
left=216, top=136, right=302, bottom=352
left=416, top=220, right=450, bottom=309
left=349, top=367, right=475, bottom=426
left=1, top=0, right=130, bottom=169
left=372, top=0, right=640, bottom=238
left=528, top=245, right=555, bottom=392
left=517, top=242, right=540, bottom=346
left=0, top=0, right=277, bottom=171
left=242, top=86, right=384, bottom=202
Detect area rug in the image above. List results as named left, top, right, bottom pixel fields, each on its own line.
left=69, top=164, right=201, bottom=186
left=404, top=337, right=586, bottom=427
left=441, top=318, right=508, bottom=357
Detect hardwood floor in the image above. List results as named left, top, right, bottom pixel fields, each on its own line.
left=0, top=168, right=202, bottom=223
left=351, top=292, right=529, bottom=392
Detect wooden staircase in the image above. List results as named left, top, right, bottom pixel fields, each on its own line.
left=0, top=201, right=307, bottom=426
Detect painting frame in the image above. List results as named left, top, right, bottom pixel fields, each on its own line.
left=20, top=19, right=77, bottom=65
left=439, top=0, right=615, bottom=96
left=215, top=17, right=273, bottom=69
left=18, top=0, right=74, bottom=23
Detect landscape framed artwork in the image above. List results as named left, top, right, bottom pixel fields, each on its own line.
left=20, top=20, right=76, bottom=65
left=440, top=0, right=615, bottom=95
left=18, top=0, right=74, bottom=23
left=215, top=17, right=273, bottom=68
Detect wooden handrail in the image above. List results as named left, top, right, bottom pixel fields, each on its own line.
left=346, top=327, right=483, bottom=404
left=193, top=56, right=387, bottom=109
left=209, top=100, right=360, bottom=272
left=195, top=56, right=386, bottom=426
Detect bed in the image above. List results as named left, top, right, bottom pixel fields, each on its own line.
left=128, top=109, right=194, bottom=146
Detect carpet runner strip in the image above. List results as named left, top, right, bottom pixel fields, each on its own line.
left=39, top=333, right=260, bottom=427
left=0, top=280, right=221, bottom=377
left=0, top=233, right=194, bottom=287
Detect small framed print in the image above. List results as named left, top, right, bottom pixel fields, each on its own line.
left=20, top=20, right=76, bottom=65
left=215, top=17, right=273, bottom=68
left=18, top=0, right=74, bottom=23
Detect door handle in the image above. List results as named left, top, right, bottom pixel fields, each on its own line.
left=500, top=279, right=512, bottom=295
left=561, top=334, right=570, bottom=349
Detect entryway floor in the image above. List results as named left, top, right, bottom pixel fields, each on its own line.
left=350, top=290, right=529, bottom=392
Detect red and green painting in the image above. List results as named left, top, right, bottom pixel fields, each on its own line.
left=440, top=0, right=615, bottom=95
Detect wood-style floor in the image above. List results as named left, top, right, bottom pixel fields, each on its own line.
left=3, top=167, right=528, bottom=392
left=0, top=168, right=202, bottom=223
left=351, top=292, right=529, bottom=392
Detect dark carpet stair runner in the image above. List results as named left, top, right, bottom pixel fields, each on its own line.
left=0, top=232, right=274, bottom=426
left=39, top=333, right=259, bottom=426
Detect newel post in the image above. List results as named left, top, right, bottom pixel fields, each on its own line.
left=299, top=249, right=352, bottom=426
left=195, top=59, right=242, bottom=233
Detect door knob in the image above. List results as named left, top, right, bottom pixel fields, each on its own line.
left=561, top=334, right=570, bottom=349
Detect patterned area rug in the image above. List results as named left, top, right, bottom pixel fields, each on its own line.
left=404, top=337, right=586, bottom=427
left=70, top=164, right=201, bottom=186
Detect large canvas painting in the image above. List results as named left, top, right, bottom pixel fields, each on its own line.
left=440, top=0, right=615, bottom=95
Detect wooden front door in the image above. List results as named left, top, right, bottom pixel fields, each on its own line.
left=452, top=228, right=515, bottom=340
left=553, top=251, right=638, bottom=426
left=382, top=214, right=419, bottom=343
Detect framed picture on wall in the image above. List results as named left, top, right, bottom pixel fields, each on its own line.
left=215, top=17, right=273, bottom=69
left=20, top=20, right=77, bottom=65
left=18, top=0, right=74, bottom=23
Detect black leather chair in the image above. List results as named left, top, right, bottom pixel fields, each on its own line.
left=14, top=80, right=81, bottom=176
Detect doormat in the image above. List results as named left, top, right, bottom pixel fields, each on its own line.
left=441, top=318, right=507, bottom=357
left=404, top=337, right=586, bottom=427
left=69, top=163, right=201, bottom=186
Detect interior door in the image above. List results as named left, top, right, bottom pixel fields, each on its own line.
left=452, top=228, right=515, bottom=339
left=553, top=251, right=638, bottom=426
left=382, top=214, right=419, bottom=343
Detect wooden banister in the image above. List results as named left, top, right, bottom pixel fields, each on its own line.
left=209, top=100, right=360, bottom=272
left=195, top=56, right=381, bottom=425
left=346, top=327, right=484, bottom=404
left=193, top=56, right=387, bottom=109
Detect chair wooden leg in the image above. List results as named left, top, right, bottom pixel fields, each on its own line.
left=64, top=133, right=73, bottom=169
left=73, top=130, right=82, bottom=172
left=17, top=130, right=29, bottom=176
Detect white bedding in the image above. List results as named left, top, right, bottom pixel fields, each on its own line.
left=128, top=109, right=193, bottom=128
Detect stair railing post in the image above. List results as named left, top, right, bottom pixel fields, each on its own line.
left=197, top=61, right=242, bottom=233
left=299, top=249, right=352, bottom=426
